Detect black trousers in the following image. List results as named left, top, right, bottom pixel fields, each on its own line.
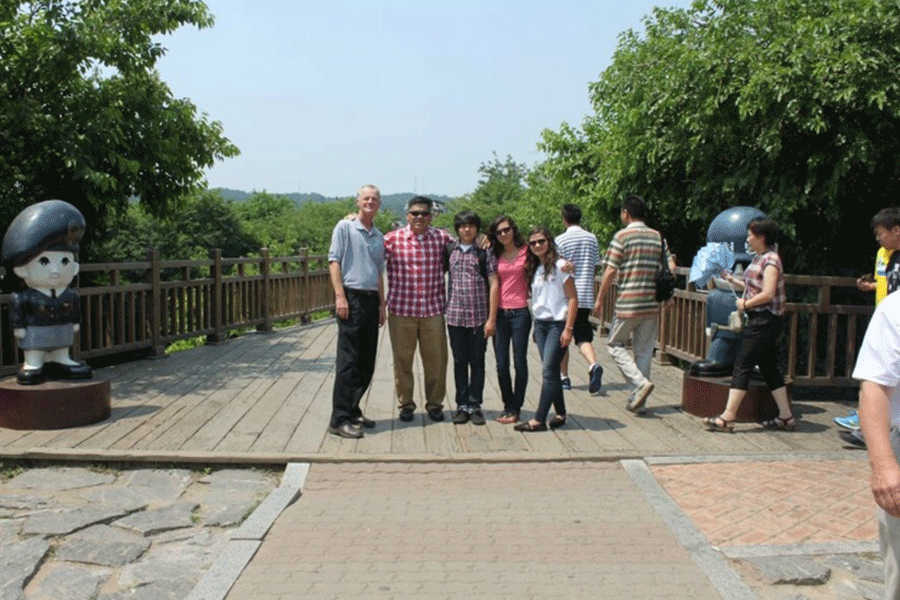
left=447, top=324, right=487, bottom=408
left=731, top=310, right=785, bottom=391
left=331, top=288, right=380, bottom=427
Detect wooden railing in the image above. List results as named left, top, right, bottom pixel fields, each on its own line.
left=594, top=267, right=873, bottom=387
left=0, top=249, right=333, bottom=377
left=0, top=255, right=874, bottom=388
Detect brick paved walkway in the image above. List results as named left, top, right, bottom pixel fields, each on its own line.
left=225, top=462, right=723, bottom=600
left=652, top=459, right=876, bottom=547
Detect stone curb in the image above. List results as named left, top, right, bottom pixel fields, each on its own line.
left=622, top=458, right=761, bottom=600
left=645, top=452, right=868, bottom=465
left=184, top=462, right=309, bottom=600
left=722, top=541, right=880, bottom=559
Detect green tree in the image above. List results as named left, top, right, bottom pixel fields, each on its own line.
left=540, top=0, right=900, bottom=273
left=0, top=0, right=238, bottom=248
left=234, top=192, right=301, bottom=255
left=445, top=153, right=532, bottom=230
left=90, top=190, right=257, bottom=266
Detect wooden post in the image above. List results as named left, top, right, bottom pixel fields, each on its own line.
left=257, top=248, right=273, bottom=333
left=299, top=248, right=311, bottom=324
left=207, top=249, right=227, bottom=345
left=655, top=303, right=673, bottom=365
left=146, top=249, right=166, bottom=357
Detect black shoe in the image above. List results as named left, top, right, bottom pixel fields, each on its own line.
left=399, top=407, right=415, bottom=422
left=839, top=429, right=866, bottom=448
left=560, top=377, right=571, bottom=390
left=452, top=410, right=469, bottom=424
left=328, top=422, right=363, bottom=439
left=16, top=367, right=44, bottom=385
left=469, top=409, right=486, bottom=426
left=352, top=415, right=375, bottom=428
left=589, top=364, right=604, bottom=394
left=427, top=407, right=444, bottom=422
left=47, top=361, right=93, bottom=380
left=513, top=420, right=548, bottom=432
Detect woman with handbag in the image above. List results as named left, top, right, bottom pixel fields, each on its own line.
left=702, top=217, right=796, bottom=433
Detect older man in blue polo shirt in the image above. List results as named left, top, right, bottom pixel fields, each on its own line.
left=327, top=184, right=386, bottom=439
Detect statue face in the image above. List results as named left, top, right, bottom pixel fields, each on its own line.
left=13, top=250, right=79, bottom=289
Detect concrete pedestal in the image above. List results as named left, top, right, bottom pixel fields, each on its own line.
left=682, top=374, right=789, bottom=423
left=0, top=377, right=111, bottom=430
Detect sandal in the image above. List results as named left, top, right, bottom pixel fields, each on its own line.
left=497, top=411, right=519, bottom=424
left=549, top=415, right=566, bottom=429
left=702, top=414, right=734, bottom=433
left=760, top=415, right=796, bottom=431
left=513, top=420, right=547, bottom=432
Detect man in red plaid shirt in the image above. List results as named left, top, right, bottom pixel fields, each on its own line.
left=384, top=196, right=453, bottom=422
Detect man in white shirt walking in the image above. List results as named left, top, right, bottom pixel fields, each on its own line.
left=556, top=204, right=603, bottom=394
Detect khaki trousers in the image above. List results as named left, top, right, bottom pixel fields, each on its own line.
left=387, top=313, right=447, bottom=410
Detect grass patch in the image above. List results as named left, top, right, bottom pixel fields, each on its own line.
left=165, top=336, right=205, bottom=354
left=0, top=461, right=26, bottom=481
left=308, top=310, right=332, bottom=322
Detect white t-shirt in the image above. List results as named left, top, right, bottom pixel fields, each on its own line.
left=530, top=259, right=573, bottom=321
left=854, top=291, right=900, bottom=427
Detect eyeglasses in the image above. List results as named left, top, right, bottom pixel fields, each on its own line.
left=528, top=239, right=548, bottom=247
left=496, top=226, right=512, bottom=235
left=408, top=210, right=431, bottom=217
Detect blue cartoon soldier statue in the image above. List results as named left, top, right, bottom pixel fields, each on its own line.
left=2, top=200, right=93, bottom=385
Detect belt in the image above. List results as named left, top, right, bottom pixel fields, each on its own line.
left=344, top=288, right=378, bottom=297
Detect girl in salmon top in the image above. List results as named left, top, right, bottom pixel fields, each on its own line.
left=488, top=215, right=531, bottom=423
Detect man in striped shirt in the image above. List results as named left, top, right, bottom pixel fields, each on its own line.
left=594, top=194, right=667, bottom=414
left=384, top=196, right=453, bottom=423
left=556, top=204, right=604, bottom=394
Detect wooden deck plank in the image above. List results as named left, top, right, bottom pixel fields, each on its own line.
left=180, top=376, right=275, bottom=452
left=249, top=332, right=339, bottom=453
left=104, top=335, right=284, bottom=450
left=280, top=343, right=338, bottom=455
left=354, top=328, right=402, bottom=454
left=206, top=324, right=336, bottom=454
left=0, top=318, right=862, bottom=462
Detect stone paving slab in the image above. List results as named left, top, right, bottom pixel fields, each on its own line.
left=0, top=464, right=280, bottom=600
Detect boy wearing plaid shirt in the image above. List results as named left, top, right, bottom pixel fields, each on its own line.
left=445, top=211, right=498, bottom=425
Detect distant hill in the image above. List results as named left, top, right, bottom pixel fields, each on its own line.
left=213, top=188, right=458, bottom=215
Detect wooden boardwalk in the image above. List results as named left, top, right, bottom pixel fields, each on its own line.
left=0, top=320, right=863, bottom=464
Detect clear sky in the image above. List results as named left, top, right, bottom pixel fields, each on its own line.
left=155, top=0, right=691, bottom=198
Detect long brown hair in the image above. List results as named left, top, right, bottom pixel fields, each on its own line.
left=488, top=215, right=525, bottom=257
left=524, top=226, right=559, bottom=282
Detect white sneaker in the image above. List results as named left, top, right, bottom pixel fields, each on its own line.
left=627, top=381, right=654, bottom=413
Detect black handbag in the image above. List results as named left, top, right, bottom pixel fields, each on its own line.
left=655, top=234, right=675, bottom=302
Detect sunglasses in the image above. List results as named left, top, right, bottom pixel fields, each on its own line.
left=495, top=226, right=513, bottom=235
left=408, top=210, right=431, bottom=217
left=528, top=239, right=548, bottom=247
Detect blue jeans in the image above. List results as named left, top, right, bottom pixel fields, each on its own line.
left=447, top=324, right=487, bottom=408
left=492, top=308, right=531, bottom=414
left=532, top=319, right=567, bottom=424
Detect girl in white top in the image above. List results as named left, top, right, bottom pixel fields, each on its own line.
left=514, top=227, right=578, bottom=432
